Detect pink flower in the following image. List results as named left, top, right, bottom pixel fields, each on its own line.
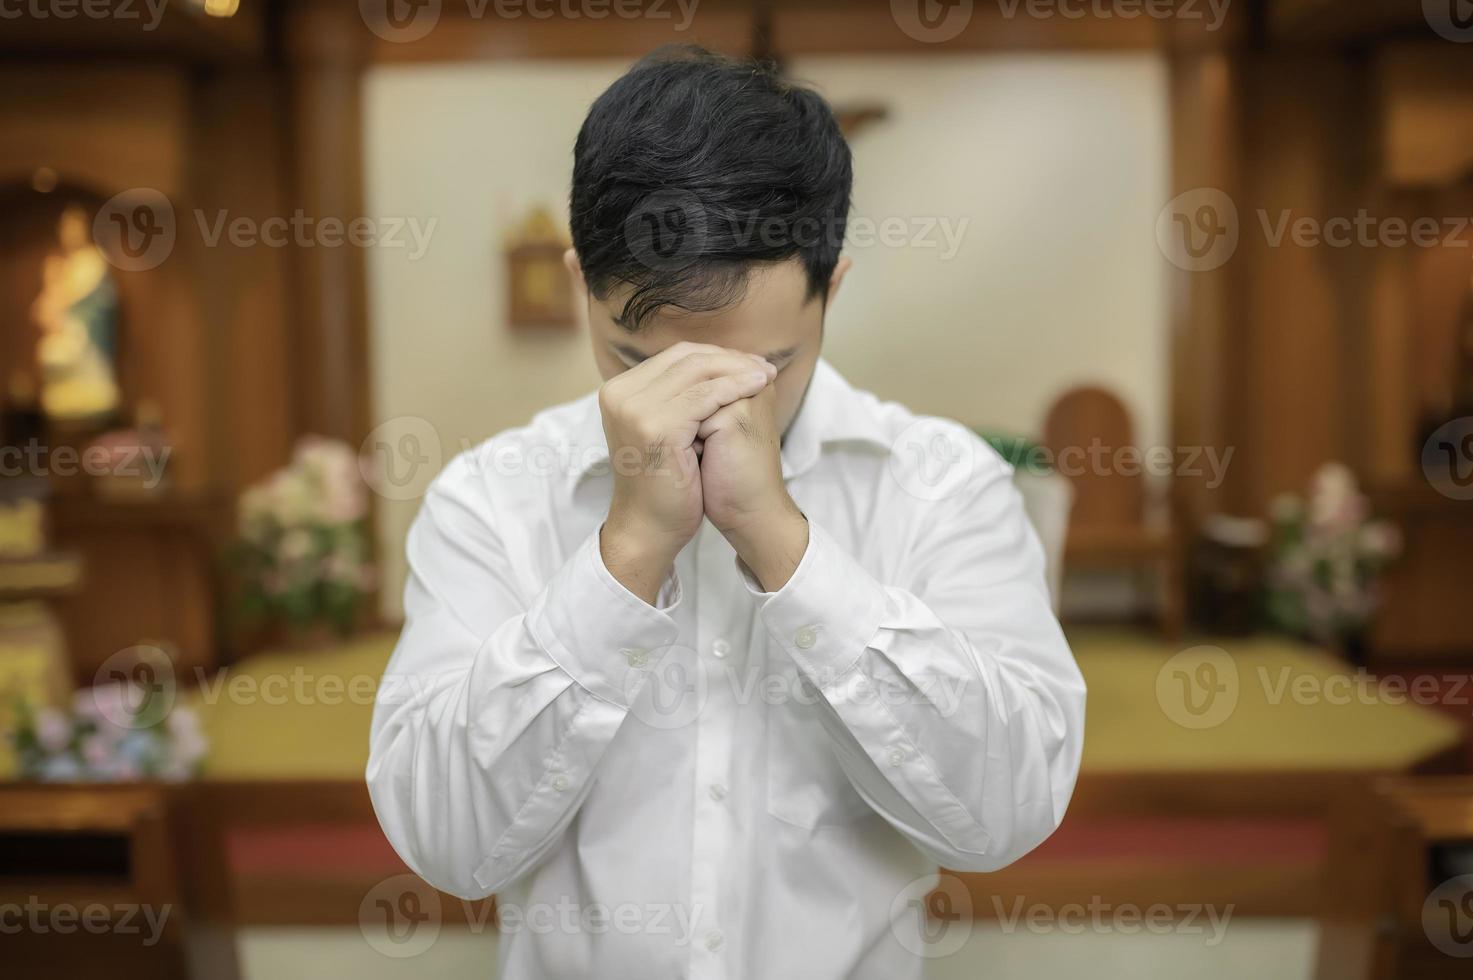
left=81, top=734, right=115, bottom=771
left=34, top=708, right=72, bottom=753
left=75, top=684, right=128, bottom=726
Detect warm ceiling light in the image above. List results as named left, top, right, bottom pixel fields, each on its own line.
left=203, top=0, right=239, bottom=17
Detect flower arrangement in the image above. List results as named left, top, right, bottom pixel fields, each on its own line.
left=1266, top=462, right=1401, bottom=648
left=235, top=436, right=374, bottom=637
left=8, top=684, right=206, bottom=782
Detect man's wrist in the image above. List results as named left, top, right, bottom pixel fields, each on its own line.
left=600, top=519, right=681, bottom=606
left=726, top=502, right=809, bottom=593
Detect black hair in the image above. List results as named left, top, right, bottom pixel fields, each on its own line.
left=570, top=45, right=853, bottom=331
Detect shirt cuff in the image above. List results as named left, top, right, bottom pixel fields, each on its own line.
left=742, top=521, right=887, bottom=684
left=527, top=527, right=681, bottom=708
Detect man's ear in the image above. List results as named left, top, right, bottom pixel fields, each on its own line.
left=825, top=256, right=853, bottom=306
left=563, top=248, right=585, bottom=292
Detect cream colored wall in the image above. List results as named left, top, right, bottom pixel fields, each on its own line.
left=363, top=54, right=1170, bottom=618
left=795, top=55, right=1170, bottom=446
left=363, top=62, right=622, bottom=618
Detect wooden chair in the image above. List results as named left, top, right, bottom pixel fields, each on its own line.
left=1042, top=386, right=1183, bottom=638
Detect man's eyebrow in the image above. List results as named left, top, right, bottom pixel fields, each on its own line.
left=610, top=342, right=800, bottom=365
left=612, top=343, right=648, bottom=364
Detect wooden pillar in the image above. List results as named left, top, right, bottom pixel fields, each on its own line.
left=285, top=2, right=373, bottom=448
left=1166, top=48, right=1247, bottom=524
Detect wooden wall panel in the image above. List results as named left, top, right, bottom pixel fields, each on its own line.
left=368, top=3, right=755, bottom=62
left=190, top=71, right=298, bottom=492
left=0, top=67, right=189, bottom=197
left=1236, top=55, right=1366, bottom=511
left=1377, top=44, right=1473, bottom=188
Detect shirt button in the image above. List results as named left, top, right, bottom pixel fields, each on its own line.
left=705, top=929, right=725, bottom=952
left=551, top=773, right=570, bottom=792
left=711, top=639, right=730, bottom=659
left=622, top=647, right=649, bottom=668
left=888, top=749, right=904, bottom=768
left=708, top=783, right=727, bottom=802
left=794, top=625, right=818, bottom=650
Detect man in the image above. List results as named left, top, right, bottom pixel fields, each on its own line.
left=368, top=46, right=1085, bottom=979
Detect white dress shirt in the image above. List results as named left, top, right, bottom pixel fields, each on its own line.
left=367, top=360, right=1086, bottom=979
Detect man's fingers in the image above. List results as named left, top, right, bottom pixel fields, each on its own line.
left=696, top=399, right=743, bottom=441
left=697, top=382, right=776, bottom=440
left=600, top=341, right=725, bottom=400
left=646, top=350, right=773, bottom=404
left=613, top=341, right=738, bottom=387
left=675, top=372, right=772, bottom=424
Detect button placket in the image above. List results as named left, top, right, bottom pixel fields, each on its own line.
left=689, top=524, right=734, bottom=980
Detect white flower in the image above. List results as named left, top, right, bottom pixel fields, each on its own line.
left=266, top=469, right=316, bottom=527
left=1270, top=493, right=1303, bottom=525
left=164, top=707, right=208, bottom=777
left=278, top=528, right=316, bottom=564
left=1308, top=462, right=1367, bottom=531
left=296, top=436, right=367, bottom=524
left=1359, top=521, right=1402, bottom=560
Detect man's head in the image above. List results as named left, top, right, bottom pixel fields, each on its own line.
left=567, top=45, right=854, bottom=435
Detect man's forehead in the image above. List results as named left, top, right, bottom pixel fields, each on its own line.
left=599, top=257, right=817, bottom=331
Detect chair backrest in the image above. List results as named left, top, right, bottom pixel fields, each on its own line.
left=1012, top=469, right=1072, bottom=613
left=1042, top=386, right=1145, bottom=530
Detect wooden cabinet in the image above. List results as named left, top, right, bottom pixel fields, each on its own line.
left=1316, top=777, right=1473, bottom=980
left=50, top=495, right=228, bottom=686
left=0, top=783, right=238, bottom=980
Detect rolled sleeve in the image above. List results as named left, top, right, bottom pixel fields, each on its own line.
left=527, top=528, right=682, bottom=708
left=743, top=521, right=887, bottom=683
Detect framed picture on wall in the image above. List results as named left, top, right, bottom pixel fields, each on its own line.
left=506, top=207, right=574, bottom=330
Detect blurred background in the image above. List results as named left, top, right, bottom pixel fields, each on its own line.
left=2, top=0, right=1473, bottom=977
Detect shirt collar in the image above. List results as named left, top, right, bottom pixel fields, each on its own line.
left=570, top=358, right=891, bottom=484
